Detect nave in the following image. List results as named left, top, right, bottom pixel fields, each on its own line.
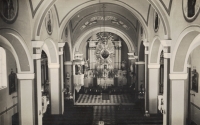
left=1, top=0, right=200, bottom=125
left=41, top=92, right=163, bottom=125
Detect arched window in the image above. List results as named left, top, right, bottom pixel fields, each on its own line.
left=0, top=47, right=7, bottom=90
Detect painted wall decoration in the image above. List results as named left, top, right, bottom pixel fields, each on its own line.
left=183, top=0, right=200, bottom=22
left=9, top=69, right=17, bottom=94
left=191, top=69, right=198, bottom=93
left=45, top=10, right=53, bottom=35
left=0, top=0, right=18, bottom=23
left=153, top=11, right=159, bottom=32
left=80, top=16, right=130, bottom=31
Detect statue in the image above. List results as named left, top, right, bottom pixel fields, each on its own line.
left=121, top=61, right=126, bottom=70
left=75, top=64, right=82, bottom=75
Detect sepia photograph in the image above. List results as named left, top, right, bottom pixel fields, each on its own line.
left=0, top=0, right=200, bottom=125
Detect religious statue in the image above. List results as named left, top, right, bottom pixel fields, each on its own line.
left=9, top=69, right=16, bottom=94
left=121, top=61, right=126, bottom=70
left=102, top=65, right=109, bottom=78
left=192, top=69, right=198, bottom=92
left=75, top=64, right=82, bottom=75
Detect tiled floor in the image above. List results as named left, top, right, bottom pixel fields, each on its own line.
left=75, top=94, right=135, bottom=105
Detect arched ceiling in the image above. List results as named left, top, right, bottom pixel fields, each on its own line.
left=31, top=0, right=171, bottom=42
left=60, top=2, right=148, bottom=48
left=70, top=3, right=138, bottom=31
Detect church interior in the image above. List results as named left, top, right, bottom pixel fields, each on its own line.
left=0, top=0, right=200, bottom=125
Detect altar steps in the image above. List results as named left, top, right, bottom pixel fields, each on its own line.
left=75, top=94, right=135, bottom=105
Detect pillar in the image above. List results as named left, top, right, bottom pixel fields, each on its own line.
left=148, top=64, right=160, bottom=114
left=118, top=41, right=121, bottom=69
left=115, top=46, right=119, bottom=69
left=143, top=40, right=149, bottom=113
left=64, top=61, right=73, bottom=93
left=32, top=41, right=44, bottom=125
left=187, top=64, right=191, bottom=124
left=17, top=73, right=35, bottom=125
left=136, top=61, right=145, bottom=90
left=48, top=63, right=61, bottom=114
left=114, top=41, right=119, bottom=69
left=89, top=40, right=96, bottom=69
left=161, top=39, right=171, bottom=125
left=58, top=42, right=65, bottom=114
left=169, top=74, right=188, bottom=125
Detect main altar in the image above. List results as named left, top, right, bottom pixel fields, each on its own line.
left=72, top=32, right=128, bottom=92
left=83, top=32, right=127, bottom=89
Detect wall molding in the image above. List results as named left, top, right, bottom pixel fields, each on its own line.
left=159, top=0, right=172, bottom=15
left=29, top=0, right=44, bottom=18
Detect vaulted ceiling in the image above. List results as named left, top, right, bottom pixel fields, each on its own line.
left=30, top=0, right=172, bottom=46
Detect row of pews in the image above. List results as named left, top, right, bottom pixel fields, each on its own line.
left=43, top=100, right=93, bottom=125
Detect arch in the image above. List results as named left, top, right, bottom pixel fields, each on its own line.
left=58, top=1, right=149, bottom=41
left=73, top=27, right=135, bottom=59
left=33, top=1, right=151, bottom=41
left=41, top=38, right=59, bottom=64
left=0, top=29, right=33, bottom=73
left=172, top=26, right=200, bottom=73
left=149, top=36, right=163, bottom=64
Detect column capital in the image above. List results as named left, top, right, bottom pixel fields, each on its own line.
left=143, top=40, right=149, bottom=47
left=58, top=42, right=65, bottom=48
left=148, top=64, right=160, bottom=69
left=32, top=40, right=44, bottom=48
left=127, top=53, right=138, bottom=60
left=169, top=73, right=188, bottom=80
left=135, top=61, right=145, bottom=65
left=32, top=41, right=44, bottom=59
left=114, top=41, right=121, bottom=48
left=187, top=64, right=191, bottom=68
left=64, top=61, right=73, bottom=65
left=161, top=40, right=171, bottom=47
left=58, top=42, right=65, bottom=55
left=89, top=40, right=97, bottom=47
left=164, top=53, right=171, bottom=59
left=17, top=73, right=35, bottom=80
left=48, top=63, right=60, bottom=69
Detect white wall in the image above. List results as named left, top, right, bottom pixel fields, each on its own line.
left=0, top=50, right=18, bottom=125
left=190, top=46, right=200, bottom=125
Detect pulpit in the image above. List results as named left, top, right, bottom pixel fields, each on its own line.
left=73, top=53, right=85, bottom=92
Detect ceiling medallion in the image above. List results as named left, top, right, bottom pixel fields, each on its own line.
left=45, top=10, right=53, bottom=35
left=183, top=0, right=200, bottom=22
left=153, top=11, right=160, bottom=33
left=0, top=0, right=18, bottom=24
